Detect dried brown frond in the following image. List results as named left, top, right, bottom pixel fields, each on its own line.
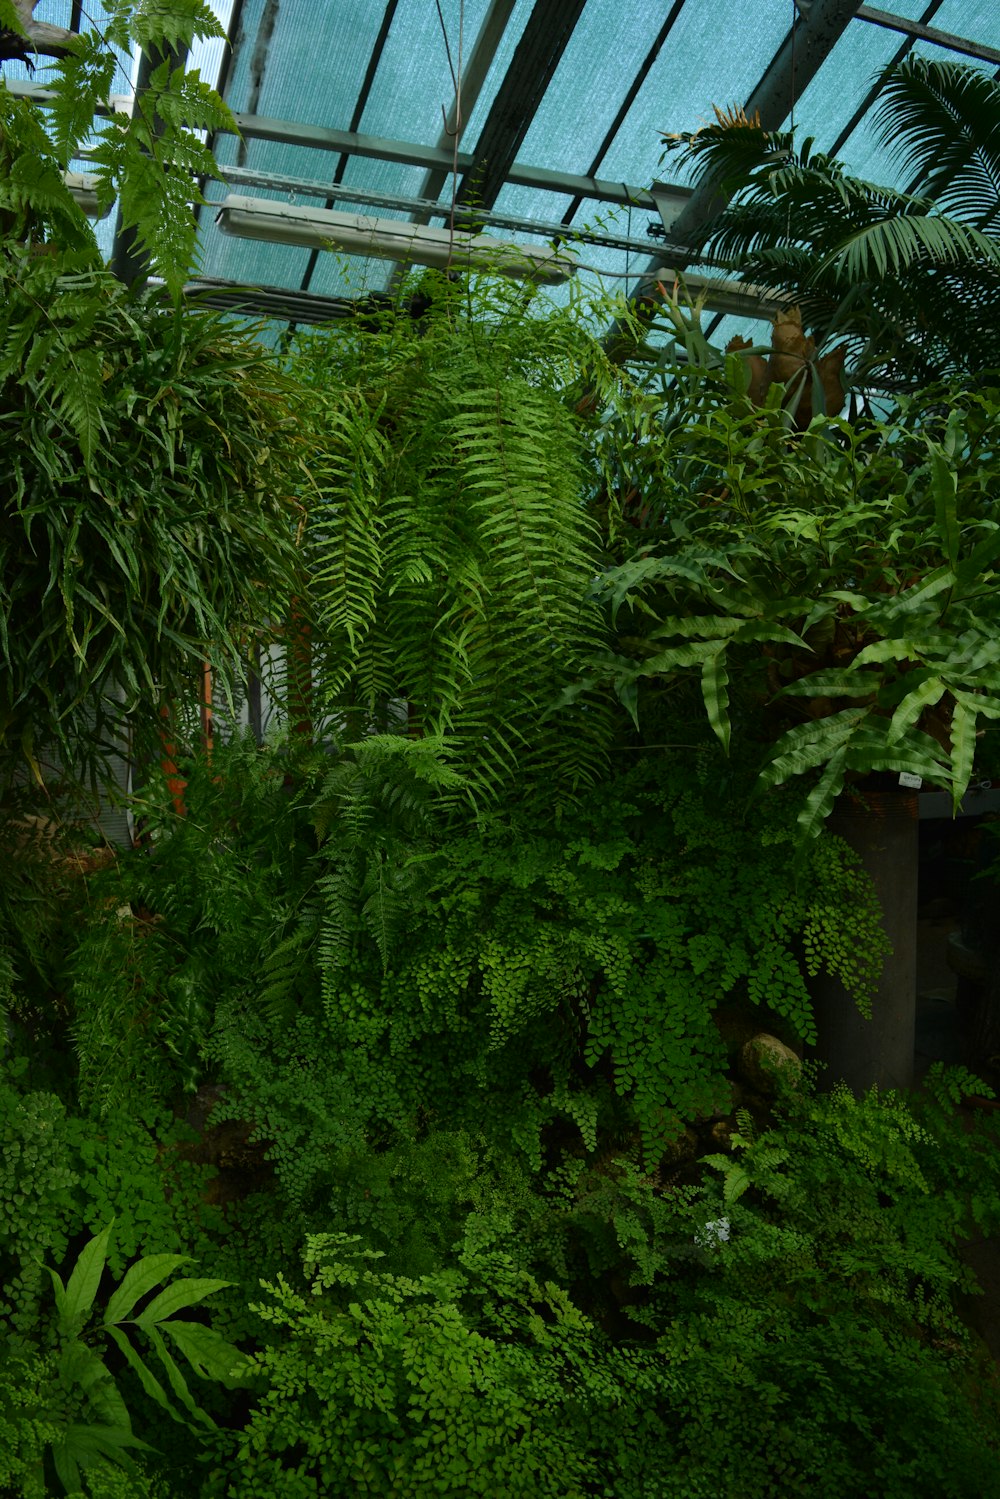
left=712, top=104, right=762, bottom=129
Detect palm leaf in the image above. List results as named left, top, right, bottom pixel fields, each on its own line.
left=874, top=57, right=1000, bottom=232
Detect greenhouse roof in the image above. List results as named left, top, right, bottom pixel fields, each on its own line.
left=7, top=0, right=1000, bottom=336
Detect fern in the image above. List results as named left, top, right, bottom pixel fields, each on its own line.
left=292, top=286, right=614, bottom=806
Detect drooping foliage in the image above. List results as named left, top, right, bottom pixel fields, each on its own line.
left=0, top=266, right=303, bottom=792
left=0, top=1, right=302, bottom=797
left=0, top=72, right=997, bottom=1481
left=288, top=283, right=617, bottom=804
left=0, top=0, right=233, bottom=294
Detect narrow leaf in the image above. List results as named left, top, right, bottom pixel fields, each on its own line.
left=796, top=746, right=848, bottom=843
left=886, top=675, right=946, bottom=745
left=950, top=696, right=977, bottom=813
left=105, top=1324, right=182, bottom=1426
left=160, top=1320, right=250, bottom=1388
left=702, top=648, right=731, bottom=753
left=928, top=443, right=960, bottom=569
left=145, top=1323, right=216, bottom=1430
left=60, top=1222, right=113, bottom=1337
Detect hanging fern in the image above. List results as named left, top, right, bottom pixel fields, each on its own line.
left=290, top=285, right=616, bottom=806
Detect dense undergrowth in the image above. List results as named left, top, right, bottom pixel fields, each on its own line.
left=3, top=734, right=1000, bottom=1498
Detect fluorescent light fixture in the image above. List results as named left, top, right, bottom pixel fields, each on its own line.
left=215, top=195, right=578, bottom=285
left=64, top=171, right=111, bottom=219
left=651, top=266, right=791, bottom=321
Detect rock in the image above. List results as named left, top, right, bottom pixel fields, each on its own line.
left=661, top=1127, right=699, bottom=1168
left=738, top=1033, right=801, bottom=1095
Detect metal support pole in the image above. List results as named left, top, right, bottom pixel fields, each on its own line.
left=810, top=789, right=919, bottom=1091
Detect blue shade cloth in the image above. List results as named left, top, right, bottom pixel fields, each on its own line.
left=931, top=0, right=1000, bottom=55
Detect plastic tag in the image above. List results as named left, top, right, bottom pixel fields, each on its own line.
left=898, top=772, right=922, bottom=789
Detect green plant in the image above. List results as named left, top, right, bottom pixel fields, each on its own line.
left=576, top=364, right=1000, bottom=836
left=0, top=270, right=303, bottom=793
left=0, top=1, right=305, bottom=799
left=0, top=0, right=234, bottom=295
left=289, top=279, right=615, bottom=804
left=1, top=1220, right=247, bottom=1495
left=218, top=1232, right=668, bottom=1499
left=197, top=745, right=886, bottom=1172
left=661, top=57, right=1000, bottom=388
left=208, top=1068, right=1000, bottom=1499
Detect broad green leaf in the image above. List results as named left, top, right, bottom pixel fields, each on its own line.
left=949, top=697, right=978, bottom=812
left=615, top=675, right=640, bottom=728
left=886, top=675, right=946, bottom=745
left=928, top=443, right=960, bottom=569
left=649, top=614, right=745, bottom=641
left=161, top=1320, right=250, bottom=1388
left=639, top=641, right=725, bottom=672
left=45, top=1266, right=69, bottom=1330
left=731, top=619, right=807, bottom=648
left=879, top=565, right=955, bottom=619
left=59, top=1222, right=114, bottom=1337
left=57, top=1339, right=122, bottom=1420
left=796, top=746, right=848, bottom=843
left=778, top=668, right=878, bottom=699
left=760, top=709, right=867, bottom=789
left=853, top=637, right=928, bottom=668
left=61, top=1422, right=151, bottom=1458
left=104, top=1254, right=192, bottom=1326
left=701, top=649, right=731, bottom=753
left=51, top=1440, right=81, bottom=1496
left=953, top=689, right=1000, bottom=722
left=136, top=1277, right=233, bottom=1328
left=956, top=526, right=1000, bottom=589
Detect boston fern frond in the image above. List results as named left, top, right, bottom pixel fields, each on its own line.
left=293, top=291, right=613, bottom=805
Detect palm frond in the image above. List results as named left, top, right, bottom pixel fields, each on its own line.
left=875, top=56, right=1000, bottom=232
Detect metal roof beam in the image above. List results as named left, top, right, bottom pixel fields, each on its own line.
left=415, top=0, right=518, bottom=210
left=745, top=0, right=867, bottom=128
left=211, top=163, right=699, bottom=259
left=7, top=79, right=673, bottom=212
left=455, top=0, right=587, bottom=210
left=635, top=0, right=866, bottom=278
left=856, top=5, right=1000, bottom=67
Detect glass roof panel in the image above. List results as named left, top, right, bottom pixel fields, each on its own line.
left=6, top=0, right=1000, bottom=325
left=458, top=0, right=533, bottom=148
left=822, top=19, right=999, bottom=190
left=929, top=0, right=1000, bottom=55
left=221, top=0, right=375, bottom=122
left=593, top=0, right=791, bottom=190
left=779, top=16, right=917, bottom=180
left=351, top=0, right=493, bottom=148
